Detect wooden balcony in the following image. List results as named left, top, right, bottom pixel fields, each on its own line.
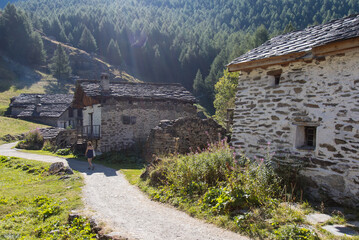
left=77, top=125, right=101, bottom=140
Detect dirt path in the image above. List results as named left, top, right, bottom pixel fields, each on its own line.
left=0, top=142, right=249, bottom=240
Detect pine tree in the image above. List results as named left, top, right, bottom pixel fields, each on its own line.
left=51, top=18, right=68, bottom=43
left=79, top=27, right=97, bottom=53
left=49, top=44, right=72, bottom=83
left=28, top=31, right=46, bottom=64
left=106, top=39, right=122, bottom=66
left=193, top=69, right=205, bottom=96
left=0, top=3, right=45, bottom=65
left=253, top=24, right=269, bottom=48
left=283, top=22, right=296, bottom=34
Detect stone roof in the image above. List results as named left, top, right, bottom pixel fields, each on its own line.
left=228, top=13, right=359, bottom=67
left=79, top=81, right=196, bottom=103
left=39, top=127, right=63, bottom=140
left=10, top=93, right=73, bottom=118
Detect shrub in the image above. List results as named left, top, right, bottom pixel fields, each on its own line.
left=145, top=140, right=282, bottom=212
left=157, top=140, right=235, bottom=190
left=16, top=129, right=43, bottom=150
left=42, top=141, right=56, bottom=152
left=274, top=224, right=319, bottom=240
left=55, top=148, right=71, bottom=156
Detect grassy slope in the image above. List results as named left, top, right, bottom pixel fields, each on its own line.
left=0, top=156, right=86, bottom=239
left=0, top=117, right=49, bottom=145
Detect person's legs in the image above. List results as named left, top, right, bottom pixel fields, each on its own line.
left=88, top=158, right=93, bottom=169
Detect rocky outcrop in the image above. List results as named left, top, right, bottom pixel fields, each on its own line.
left=48, top=162, right=73, bottom=175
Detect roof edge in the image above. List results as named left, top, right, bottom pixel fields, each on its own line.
left=228, top=36, right=359, bottom=72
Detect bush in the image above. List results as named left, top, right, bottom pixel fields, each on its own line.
left=274, top=224, right=319, bottom=240
left=55, top=148, right=71, bottom=156
left=16, top=129, right=43, bottom=150
left=42, top=141, right=56, bottom=152
left=152, top=140, right=235, bottom=190
left=145, top=140, right=282, bottom=212
left=140, top=142, right=319, bottom=238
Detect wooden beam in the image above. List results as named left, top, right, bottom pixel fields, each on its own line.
left=312, top=36, right=359, bottom=56
left=227, top=52, right=308, bottom=72
left=228, top=36, right=359, bottom=73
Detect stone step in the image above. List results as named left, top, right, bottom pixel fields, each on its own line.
left=322, top=224, right=359, bottom=237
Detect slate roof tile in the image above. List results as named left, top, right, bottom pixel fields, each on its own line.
left=228, top=13, right=359, bottom=66
left=10, top=93, right=73, bottom=118
left=79, top=81, right=196, bottom=103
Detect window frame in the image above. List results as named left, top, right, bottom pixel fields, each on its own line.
left=122, top=115, right=136, bottom=125
left=294, top=123, right=318, bottom=151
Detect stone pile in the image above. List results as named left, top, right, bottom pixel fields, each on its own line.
left=144, top=117, right=226, bottom=162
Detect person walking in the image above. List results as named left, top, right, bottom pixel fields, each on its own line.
left=85, top=141, right=95, bottom=170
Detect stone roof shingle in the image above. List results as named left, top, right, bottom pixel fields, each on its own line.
left=228, top=13, right=359, bottom=67
left=10, top=93, right=73, bottom=118
left=79, top=81, right=196, bottom=103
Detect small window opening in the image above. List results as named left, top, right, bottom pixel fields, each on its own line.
left=122, top=116, right=136, bottom=125
left=305, top=126, right=316, bottom=147
left=77, top=109, right=83, bottom=118
left=274, top=75, right=281, bottom=85
left=267, top=69, right=283, bottom=86
left=295, top=125, right=317, bottom=150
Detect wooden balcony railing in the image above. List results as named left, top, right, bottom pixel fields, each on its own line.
left=77, top=125, right=101, bottom=139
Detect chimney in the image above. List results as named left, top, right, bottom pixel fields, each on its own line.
left=100, top=73, right=110, bottom=92
left=35, top=95, right=41, bottom=105
left=36, top=103, right=42, bottom=114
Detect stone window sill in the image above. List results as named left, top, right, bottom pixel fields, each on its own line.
left=296, top=146, right=315, bottom=151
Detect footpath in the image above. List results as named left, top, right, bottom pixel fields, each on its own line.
left=0, top=142, right=249, bottom=240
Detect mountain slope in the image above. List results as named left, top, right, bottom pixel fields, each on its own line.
left=9, top=0, right=359, bottom=112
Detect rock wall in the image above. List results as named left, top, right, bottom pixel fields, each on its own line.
left=231, top=49, right=359, bottom=207
left=99, top=99, right=198, bottom=152
left=145, top=117, right=226, bottom=162
left=40, top=128, right=77, bottom=149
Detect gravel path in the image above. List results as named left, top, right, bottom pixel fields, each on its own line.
left=0, top=142, right=249, bottom=240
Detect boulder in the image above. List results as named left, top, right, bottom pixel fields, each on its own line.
left=48, top=162, right=74, bottom=175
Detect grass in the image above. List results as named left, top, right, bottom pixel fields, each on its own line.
left=0, top=70, right=52, bottom=115
left=0, top=117, right=49, bottom=145
left=0, top=155, right=94, bottom=239
left=20, top=149, right=145, bottom=185
left=137, top=142, right=359, bottom=240
left=19, top=149, right=78, bottom=159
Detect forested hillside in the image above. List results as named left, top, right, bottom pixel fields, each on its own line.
left=5, top=0, right=359, bottom=111
left=0, top=1, right=17, bottom=8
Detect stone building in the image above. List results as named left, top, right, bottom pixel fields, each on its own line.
left=72, top=75, right=198, bottom=152
left=227, top=14, right=359, bottom=207
left=9, top=93, right=81, bottom=128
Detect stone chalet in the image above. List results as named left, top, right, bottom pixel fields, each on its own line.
left=9, top=93, right=81, bottom=128
left=72, top=75, right=198, bottom=152
left=227, top=14, right=359, bottom=207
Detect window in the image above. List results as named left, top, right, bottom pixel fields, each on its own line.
left=305, top=126, right=316, bottom=147
left=274, top=75, right=281, bottom=85
left=267, top=69, right=283, bottom=86
left=295, top=125, right=317, bottom=150
left=78, top=109, right=83, bottom=118
left=68, top=108, right=74, bottom=118
left=122, top=116, right=136, bottom=125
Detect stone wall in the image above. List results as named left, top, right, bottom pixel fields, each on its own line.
left=40, top=128, right=77, bottom=149
left=231, top=49, right=359, bottom=207
left=145, top=117, right=226, bottom=162
left=99, top=99, right=198, bottom=152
